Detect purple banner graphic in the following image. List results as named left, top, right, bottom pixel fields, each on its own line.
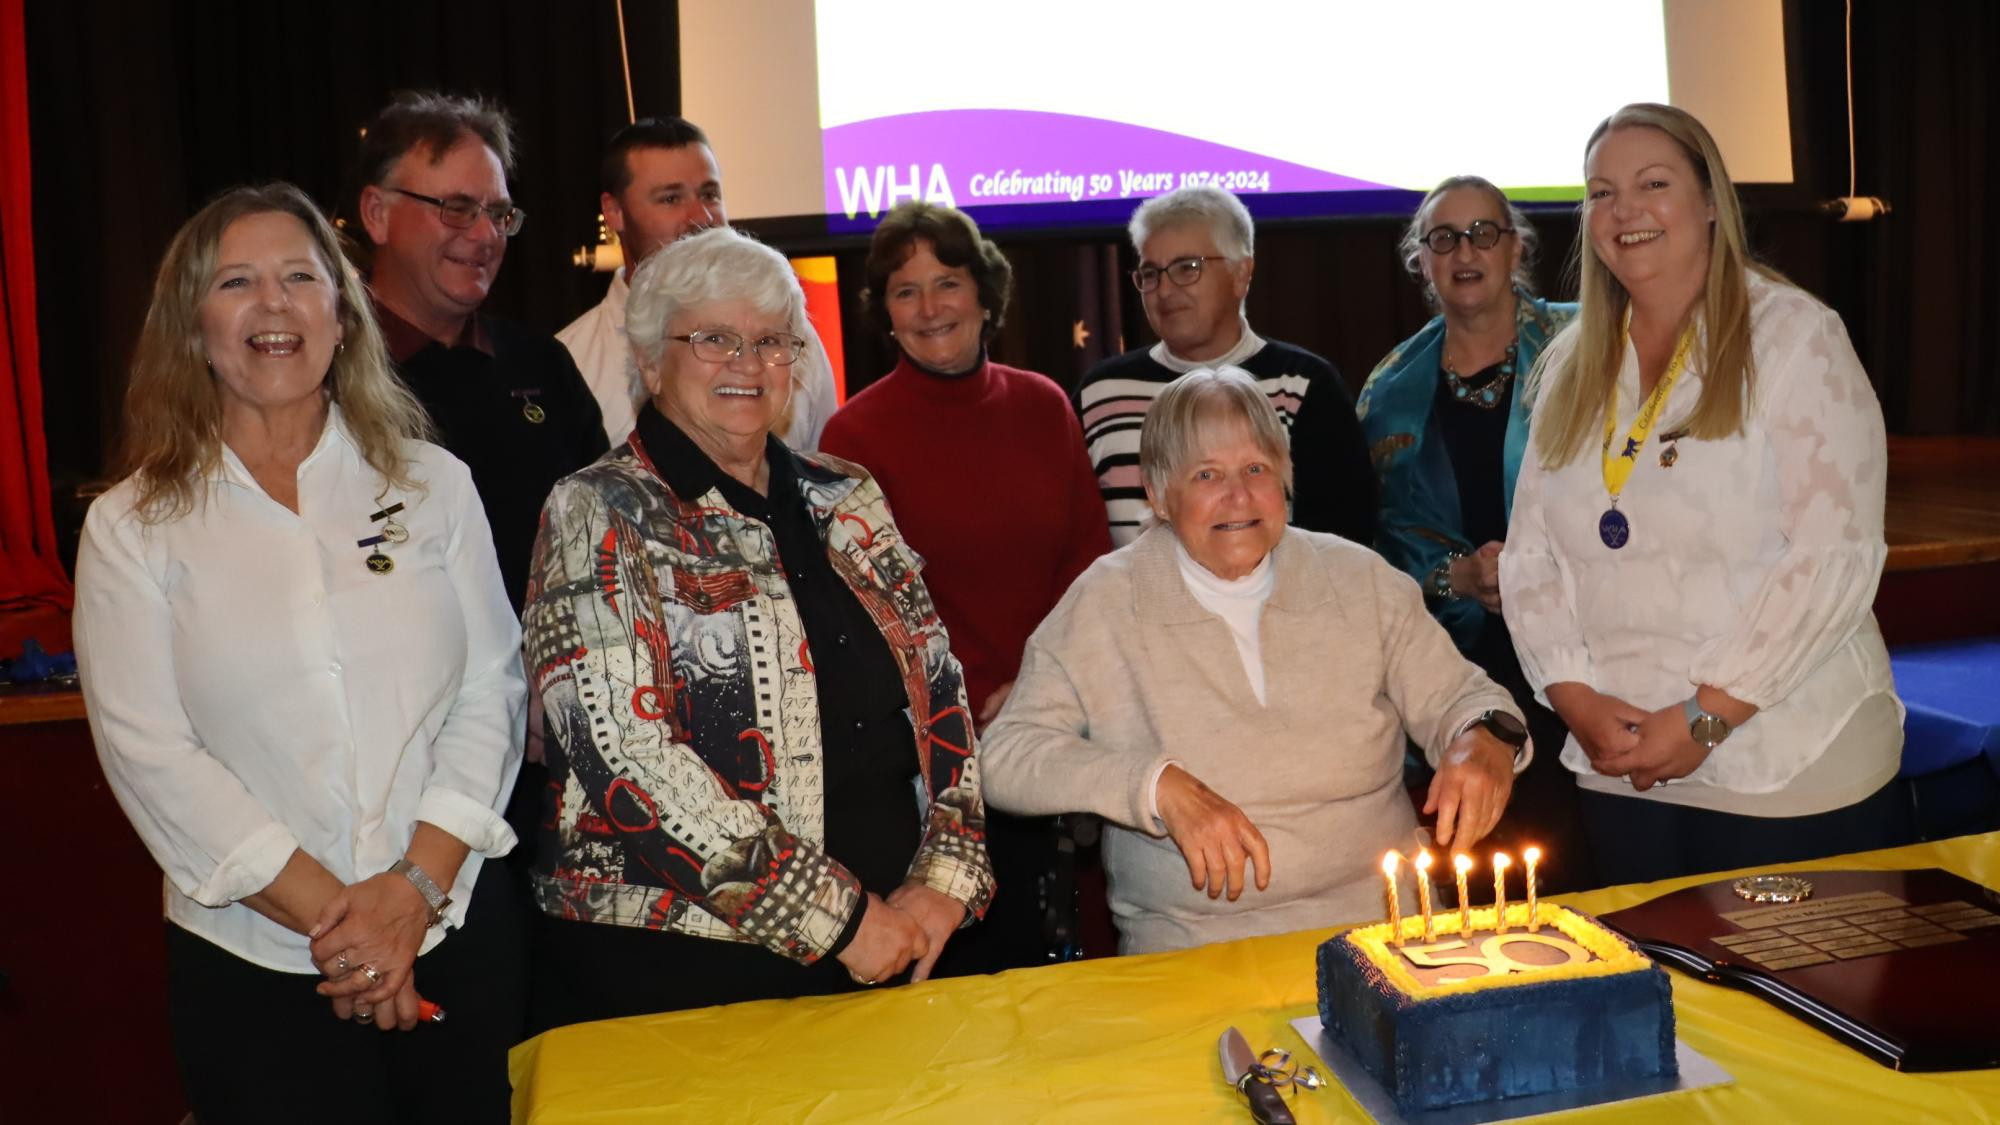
left=822, top=108, right=1392, bottom=219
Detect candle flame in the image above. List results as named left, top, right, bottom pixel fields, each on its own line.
left=1382, top=851, right=1400, bottom=875
left=1415, top=850, right=1433, bottom=872
left=1524, top=846, right=1542, bottom=864
left=1453, top=853, right=1472, bottom=874
left=1493, top=852, right=1511, bottom=871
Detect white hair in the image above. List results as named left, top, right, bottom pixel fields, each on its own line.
left=1139, top=366, right=1293, bottom=507
left=1128, top=185, right=1255, bottom=262
left=625, top=226, right=808, bottom=370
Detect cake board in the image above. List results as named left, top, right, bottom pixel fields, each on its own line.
left=1288, top=1016, right=1730, bottom=1125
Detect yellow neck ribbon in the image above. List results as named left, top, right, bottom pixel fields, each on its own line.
left=1601, top=324, right=1696, bottom=501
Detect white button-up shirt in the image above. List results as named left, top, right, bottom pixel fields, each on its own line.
left=1502, top=272, right=1901, bottom=815
left=74, top=409, right=525, bottom=972
left=557, top=268, right=838, bottom=450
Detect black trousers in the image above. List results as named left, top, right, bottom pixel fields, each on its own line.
left=1577, top=777, right=1916, bottom=887
left=165, top=858, right=527, bottom=1125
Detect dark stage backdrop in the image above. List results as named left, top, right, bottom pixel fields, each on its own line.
left=25, top=0, right=2000, bottom=574
left=26, top=0, right=681, bottom=566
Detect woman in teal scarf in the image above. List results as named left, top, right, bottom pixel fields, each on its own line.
left=1352, top=176, right=1591, bottom=890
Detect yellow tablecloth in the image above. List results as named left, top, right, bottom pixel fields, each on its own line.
left=511, top=833, right=2000, bottom=1122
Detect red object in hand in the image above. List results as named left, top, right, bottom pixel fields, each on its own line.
left=418, top=1000, right=447, bottom=1024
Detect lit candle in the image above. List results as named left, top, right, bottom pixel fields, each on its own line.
left=1414, top=849, right=1436, bottom=941
left=1381, top=852, right=1403, bottom=945
left=1492, top=852, right=1512, bottom=934
left=1524, top=846, right=1542, bottom=933
left=1454, top=853, right=1473, bottom=934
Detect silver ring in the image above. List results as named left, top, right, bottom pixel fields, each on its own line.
left=354, top=1008, right=374, bottom=1024
left=359, top=964, right=382, bottom=986
left=334, top=954, right=349, bottom=973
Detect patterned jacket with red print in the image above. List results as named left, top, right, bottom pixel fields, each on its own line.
left=521, top=440, right=994, bottom=963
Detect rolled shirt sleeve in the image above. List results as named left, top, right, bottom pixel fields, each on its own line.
left=413, top=467, right=525, bottom=857
left=74, top=493, right=304, bottom=908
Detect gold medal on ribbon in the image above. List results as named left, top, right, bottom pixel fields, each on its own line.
left=1598, top=323, right=1696, bottom=549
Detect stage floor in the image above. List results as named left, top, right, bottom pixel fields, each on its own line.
left=1886, top=437, right=2000, bottom=571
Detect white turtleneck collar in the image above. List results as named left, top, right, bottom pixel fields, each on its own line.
left=1149, top=316, right=1266, bottom=375
left=1171, top=534, right=1276, bottom=704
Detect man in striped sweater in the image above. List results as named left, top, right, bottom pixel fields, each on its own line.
left=1075, top=185, right=1375, bottom=547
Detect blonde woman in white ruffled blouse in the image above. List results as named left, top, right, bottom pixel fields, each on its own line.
left=1501, top=103, right=1908, bottom=885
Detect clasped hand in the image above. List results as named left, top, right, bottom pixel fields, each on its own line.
left=309, top=871, right=434, bottom=1030
left=1598, top=703, right=1713, bottom=791
left=1548, top=683, right=1709, bottom=792
left=837, top=884, right=966, bottom=986
left=1450, top=541, right=1506, bottom=614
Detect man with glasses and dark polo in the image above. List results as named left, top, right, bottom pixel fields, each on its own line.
left=1074, top=184, right=1375, bottom=546
left=355, top=90, right=607, bottom=613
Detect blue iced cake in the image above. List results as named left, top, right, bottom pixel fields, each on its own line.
left=1317, top=903, right=1677, bottom=1113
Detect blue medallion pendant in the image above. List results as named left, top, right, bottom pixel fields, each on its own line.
left=1599, top=508, right=1630, bottom=549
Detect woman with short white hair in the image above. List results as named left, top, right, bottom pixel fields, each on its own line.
left=982, top=367, right=1524, bottom=954
left=521, top=227, right=995, bottom=1028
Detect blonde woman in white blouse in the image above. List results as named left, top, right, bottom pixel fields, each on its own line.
left=74, top=184, right=526, bottom=1123
left=1502, top=104, right=1908, bottom=885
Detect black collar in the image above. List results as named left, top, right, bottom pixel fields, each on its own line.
left=632, top=402, right=802, bottom=515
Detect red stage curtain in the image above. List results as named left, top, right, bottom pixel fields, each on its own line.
left=0, top=0, right=72, bottom=624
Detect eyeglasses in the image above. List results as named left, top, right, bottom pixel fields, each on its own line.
left=1422, top=220, right=1513, bottom=255
left=669, top=329, right=809, bottom=367
left=387, top=188, right=526, bottom=236
left=1130, top=255, right=1228, bottom=293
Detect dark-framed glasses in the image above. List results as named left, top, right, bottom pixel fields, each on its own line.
left=1130, top=255, right=1228, bottom=292
left=1423, top=220, right=1513, bottom=255
left=669, top=329, right=809, bottom=367
left=388, top=187, right=526, bottom=236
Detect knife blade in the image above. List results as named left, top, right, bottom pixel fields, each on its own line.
left=1218, top=1026, right=1295, bottom=1125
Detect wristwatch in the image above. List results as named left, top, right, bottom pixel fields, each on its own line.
left=1684, top=697, right=1732, bottom=750
left=1468, top=708, right=1530, bottom=767
left=389, top=858, right=452, bottom=929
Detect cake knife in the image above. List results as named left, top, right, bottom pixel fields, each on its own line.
left=1219, top=1026, right=1295, bottom=1124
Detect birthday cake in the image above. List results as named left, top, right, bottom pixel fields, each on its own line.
left=1317, top=903, right=1677, bottom=1113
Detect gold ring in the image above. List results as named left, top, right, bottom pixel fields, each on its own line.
left=359, top=964, right=382, bottom=986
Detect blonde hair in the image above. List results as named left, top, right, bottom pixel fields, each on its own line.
left=117, top=183, right=432, bottom=520
left=1530, top=103, right=1785, bottom=468
left=1139, top=366, right=1294, bottom=505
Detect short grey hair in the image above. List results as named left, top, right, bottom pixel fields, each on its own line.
left=1129, top=185, right=1255, bottom=262
left=1139, top=367, right=1293, bottom=508
left=625, top=227, right=809, bottom=371
left=1398, top=175, right=1540, bottom=307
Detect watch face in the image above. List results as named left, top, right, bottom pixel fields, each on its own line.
left=1691, top=713, right=1729, bottom=746
left=1479, top=710, right=1528, bottom=747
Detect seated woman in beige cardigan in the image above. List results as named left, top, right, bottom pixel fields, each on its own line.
left=981, top=368, right=1527, bottom=954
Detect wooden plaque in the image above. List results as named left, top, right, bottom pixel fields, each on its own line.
left=1596, top=868, right=2000, bottom=1071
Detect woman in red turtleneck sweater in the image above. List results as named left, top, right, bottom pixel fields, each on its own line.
left=820, top=201, right=1111, bottom=974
